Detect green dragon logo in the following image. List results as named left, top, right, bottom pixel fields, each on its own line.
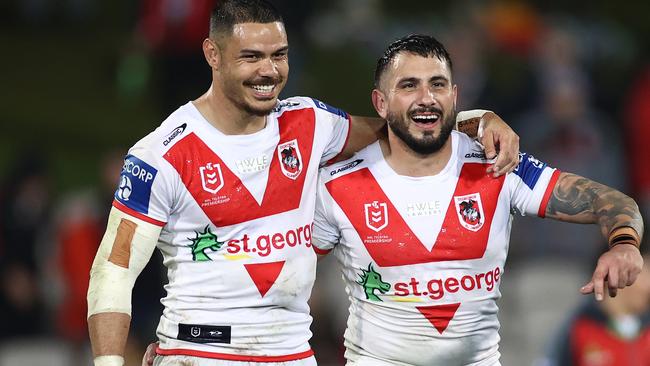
left=188, top=225, right=224, bottom=261
left=357, top=263, right=391, bottom=302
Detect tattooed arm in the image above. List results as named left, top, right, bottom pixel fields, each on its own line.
left=545, top=172, right=644, bottom=300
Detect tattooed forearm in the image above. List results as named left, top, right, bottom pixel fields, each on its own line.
left=545, top=173, right=644, bottom=240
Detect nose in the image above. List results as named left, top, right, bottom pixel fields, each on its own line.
left=258, top=58, right=279, bottom=77
left=417, top=85, right=436, bottom=106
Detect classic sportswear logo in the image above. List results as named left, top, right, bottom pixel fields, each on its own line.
left=330, top=159, right=363, bottom=176
left=163, top=123, right=187, bottom=146
left=188, top=225, right=224, bottom=261
left=464, top=152, right=486, bottom=159
left=356, top=263, right=390, bottom=301
left=272, top=100, right=300, bottom=112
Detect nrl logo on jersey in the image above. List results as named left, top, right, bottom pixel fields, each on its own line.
left=364, top=200, right=388, bottom=232
left=199, top=162, right=224, bottom=194
left=277, top=139, right=303, bottom=180
left=454, top=193, right=485, bottom=232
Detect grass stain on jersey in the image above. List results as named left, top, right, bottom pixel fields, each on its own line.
left=188, top=225, right=224, bottom=261
left=357, top=263, right=391, bottom=301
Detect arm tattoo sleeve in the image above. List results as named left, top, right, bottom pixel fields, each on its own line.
left=545, top=173, right=644, bottom=240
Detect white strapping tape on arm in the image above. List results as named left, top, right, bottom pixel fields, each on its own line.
left=94, top=355, right=125, bottom=366
left=456, top=109, right=489, bottom=140
left=87, top=206, right=162, bottom=317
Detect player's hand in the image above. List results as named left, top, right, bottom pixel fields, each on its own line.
left=580, top=244, right=643, bottom=300
left=141, top=342, right=158, bottom=366
left=479, top=111, right=520, bottom=177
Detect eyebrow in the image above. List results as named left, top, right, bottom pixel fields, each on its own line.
left=396, top=77, right=420, bottom=85
left=430, top=75, right=449, bottom=83
left=239, top=46, right=289, bottom=56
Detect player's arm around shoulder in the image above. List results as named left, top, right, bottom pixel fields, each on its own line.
left=87, top=207, right=162, bottom=366
left=346, top=110, right=520, bottom=176
left=544, top=172, right=644, bottom=300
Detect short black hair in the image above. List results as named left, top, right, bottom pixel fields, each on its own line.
left=374, top=34, right=453, bottom=89
left=209, top=0, right=283, bottom=38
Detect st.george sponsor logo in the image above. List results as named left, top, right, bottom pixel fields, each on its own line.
left=163, top=123, right=187, bottom=146
left=393, top=266, right=501, bottom=301
left=223, top=223, right=313, bottom=257
left=330, top=159, right=363, bottom=176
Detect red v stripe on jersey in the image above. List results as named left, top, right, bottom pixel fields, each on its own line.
left=416, top=303, right=460, bottom=334
left=244, top=261, right=285, bottom=297
left=326, top=164, right=505, bottom=267
left=164, top=109, right=315, bottom=227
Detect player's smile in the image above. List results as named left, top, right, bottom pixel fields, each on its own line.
left=409, top=107, right=442, bottom=131
left=245, top=78, right=281, bottom=100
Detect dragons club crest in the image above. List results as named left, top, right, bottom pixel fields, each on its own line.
left=454, top=193, right=485, bottom=232
left=277, top=139, right=303, bottom=179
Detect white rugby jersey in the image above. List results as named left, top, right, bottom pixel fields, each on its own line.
left=313, top=131, right=561, bottom=366
left=112, top=97, right=350, bottom=362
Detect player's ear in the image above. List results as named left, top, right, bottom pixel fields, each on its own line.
left=203, top=38, right=221, bottom=69
left=371, top=88, right=388, bottom=119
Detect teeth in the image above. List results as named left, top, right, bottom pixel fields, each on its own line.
left=412, top=115, right=439, bottom=121
left=252, top=85, right=274, bottom=92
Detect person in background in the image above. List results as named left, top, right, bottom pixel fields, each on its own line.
left=541, top=250, right=650, bottom=366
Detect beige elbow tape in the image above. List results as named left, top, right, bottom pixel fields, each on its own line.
left=87, top=207, right=162, bottom=317
left=456, top=109, right=489, bottom=139
left=94, top=355, right=125, bottom=366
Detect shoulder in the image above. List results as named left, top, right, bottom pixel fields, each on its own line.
left=275, top=96, right=348, bottom=119
left=319, top=142, right=378, bottom=183
left=128, top=103, right=198, bottom=163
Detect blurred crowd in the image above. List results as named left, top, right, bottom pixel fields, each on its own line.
left=1, top=1, right=649, bottom=365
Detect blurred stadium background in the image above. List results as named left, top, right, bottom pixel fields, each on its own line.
left=1, top=0, right=649, bottom=365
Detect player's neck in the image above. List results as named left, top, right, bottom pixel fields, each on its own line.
left=193, top=85, right=266, bottom=135
left=602, top=295, right=637, bottom=317
left=380, top=133, right=452, bottom=177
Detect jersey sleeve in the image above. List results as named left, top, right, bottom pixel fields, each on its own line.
left=301, top=97, right=351, bottom=165
left=312, top=174, right=342, bottom=255
left=112, top=142, right=175, bottom=227
left=507, top=152, right=561, bottom=217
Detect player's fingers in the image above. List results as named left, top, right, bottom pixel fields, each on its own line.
left=607, top=269, right=619, bottom=289
left=580, top=281, right=594, bottom=294
left=627, top=270, right=639, bottom=286
left=617, top=271, right=629, bottom=289
left=497, top=158, right=518, bottom=176
left=592, top=267, right=607, bottom=301
left=608, top=286, right=618, bottom=298
left=142, top=342, right=158, bottom=366
left=482, top=131, right=498, bottom=160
